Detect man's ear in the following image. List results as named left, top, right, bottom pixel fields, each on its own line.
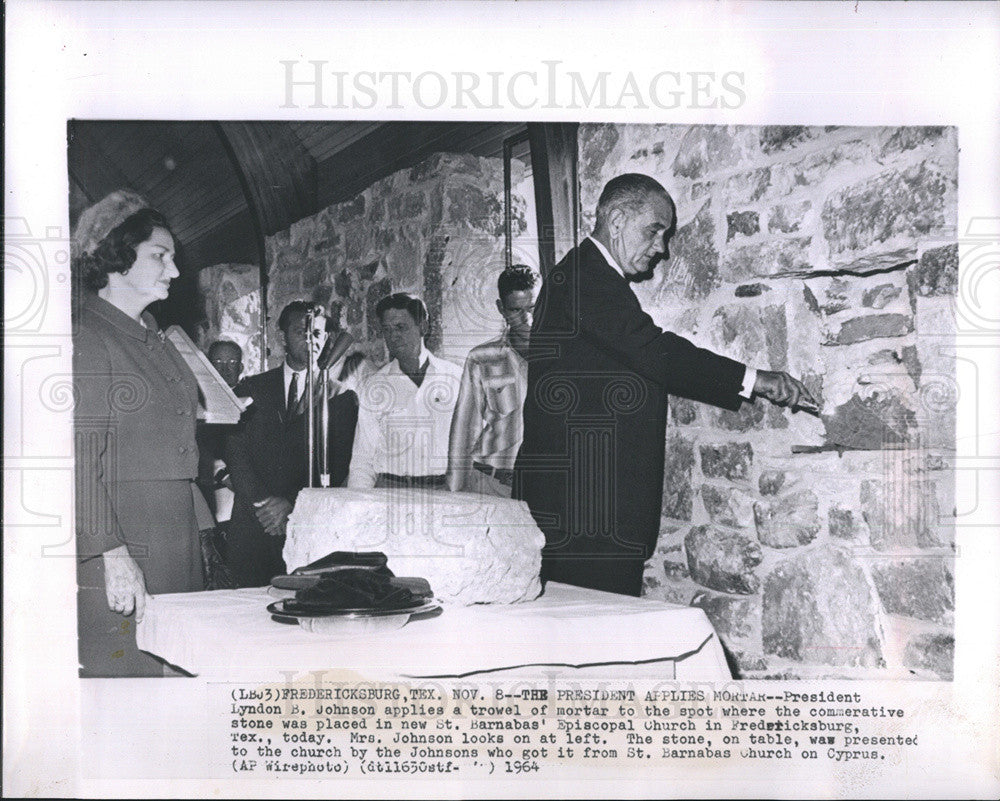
left=608, top=207, right=625, bottom=237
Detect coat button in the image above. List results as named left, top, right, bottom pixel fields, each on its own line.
left=178, top=446, right=187, bottom=453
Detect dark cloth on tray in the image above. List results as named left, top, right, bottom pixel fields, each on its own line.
left=285, top=568, right=417, bottom=613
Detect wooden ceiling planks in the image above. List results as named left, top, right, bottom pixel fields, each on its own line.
left=216, top=122, right=318, bottom=236
left=69, top=120, right=530, bottom=273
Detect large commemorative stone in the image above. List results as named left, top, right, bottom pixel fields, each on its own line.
left=684, top=525, right=762, bottom=594
left=284, top=488, right=544, bottom=605
left=762, top=545, right=884, bottom=667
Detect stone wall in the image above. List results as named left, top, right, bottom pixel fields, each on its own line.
left=579, top=124, right=957, bottom=679
left=197, top=263, right=264, bottom=372
left=200, top=152, right=535, bottom=371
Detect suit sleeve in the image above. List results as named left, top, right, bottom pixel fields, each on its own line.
left=575, top=263, right=746, bottom=409
left=223, top=382, right=268, bottom=503
left=328, top=391, right=358, bottom=488
left=73, top=325, right=127, bottom=560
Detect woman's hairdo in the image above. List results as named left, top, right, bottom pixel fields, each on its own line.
left=374, top=292, right=427, bottom=326
left=74, top=207, right=172, bottom=291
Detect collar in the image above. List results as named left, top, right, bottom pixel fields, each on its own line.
left=82, top=291, right=158, bottom=342
left=389, top=343, right=433, bottom=374
left=587, top=236, right=625, bottom=279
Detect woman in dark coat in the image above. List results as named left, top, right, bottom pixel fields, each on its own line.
left=73, top=191, right=206, bottom=677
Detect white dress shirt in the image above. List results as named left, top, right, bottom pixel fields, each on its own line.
left=587, top=235, right=756, bottom=399
left=347, top=345, right=464, bottom=488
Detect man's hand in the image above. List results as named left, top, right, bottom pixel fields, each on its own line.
left=753, top=370, right=820, bottom=414
left=103, top=545, right=150, bottom=622
left=253, top=496, right=293, bottom=536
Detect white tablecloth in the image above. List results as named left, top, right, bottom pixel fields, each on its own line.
left=136, top=582, right=731, bottom=681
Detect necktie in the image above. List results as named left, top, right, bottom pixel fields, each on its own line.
left=286, top=371, right=299, bottom=415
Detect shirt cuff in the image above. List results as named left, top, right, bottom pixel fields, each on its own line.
left=740, top=367, right=757, bottom=400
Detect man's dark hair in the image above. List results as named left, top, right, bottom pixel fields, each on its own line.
left=595, top=173, right=673, bottom=226
left=277, top=300, right=326, bottom=333
left=374, top=292, right=427, bottom=326
left=208, top=340, right=242, bottom=360
left=76, top=208, right=173, bottom=291
left=497, top=264, right=536, bottom=301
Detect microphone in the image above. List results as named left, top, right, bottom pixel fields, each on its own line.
left=317, top=330, right=354, bottom=371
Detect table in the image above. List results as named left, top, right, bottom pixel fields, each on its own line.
left=136, top=582, right=731, bottom=681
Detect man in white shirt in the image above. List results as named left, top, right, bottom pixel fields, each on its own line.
left=348, top=293, right=463, bottom=490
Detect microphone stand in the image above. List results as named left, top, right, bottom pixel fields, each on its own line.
left=305, top=309, right=317, bottom=488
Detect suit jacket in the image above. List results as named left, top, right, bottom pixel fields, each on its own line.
left=73, top=291, right=200, bottom=558
left=514, top=238, right=746, bottom=595
left=225, top=366, right=357, bottom=506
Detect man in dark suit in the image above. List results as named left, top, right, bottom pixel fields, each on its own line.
left=224, top=301, right=357, bottom=588
left=514, top=173, right=816, bottom=597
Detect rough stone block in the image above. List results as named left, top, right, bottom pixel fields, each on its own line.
left=823, top=393, right=919, bottom=450
left=662, top=433, right=694, bottom=520
left=408, top=153, right=445, bottom=182
left=365, top=277, right=393, bottom=340
left=759, top=125, right=813, bottom=153
left=337, top=194, right=366, bottom=223
left=880, top=126, right=946, bottom=156
left=661, top=200, right=719, bottom=300
left=861, top=478, right=942, bottom=550
left=828, top=506, right=857, bottom=540
left=579, top=123, right=620, bottom=197
left=768, top=201, right=811, bottom=234
left=714, top=400, right=766, bottom=432
left=724, top=167, right=771, bottom=205
left=870, top=558, right=954, bottom=623
left=684, top=524, right=762, bottom=594
left=822, top=164, right=949, bottom=255
left=711, top=303, right=788, bottom=371
left=334, top=269, right=352, bottom=299
left=825, top=313, right=914, bottom=345
left=753, top=490, right=820, bottom=548
left=762, top=545, right=884, bottom=667
left=446, top=184, right=503, bottom=237
left=700, top=442, right=753, bottom=480
left=820, top=278, right=850, bottom=315
left=673, top=126, right=740, bottom=179
left=861, top=283, right=903, bottom=309
left=670, top=397, right=698, bottom=425
left=691, top=591, right=760, bottom=641
left=758, top=470, right=786, bottom=496
left=911, top=243, right=958, bottom=297
left=735, top=283, right=770, bottom=297
left=902, top=632, right=954, bottom=680
left=701, top=484, right=755, bottom=528
left=727, top=211, right=760, bottom=241
left=721, top=238, right=812, bottom=281
left=389, top=191, right=427, bottom=219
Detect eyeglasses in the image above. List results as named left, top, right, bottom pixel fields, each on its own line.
left=211, top=359, right=242, bottom=366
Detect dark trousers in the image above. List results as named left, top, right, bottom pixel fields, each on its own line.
left=225, top=498, right=288, bottom=588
